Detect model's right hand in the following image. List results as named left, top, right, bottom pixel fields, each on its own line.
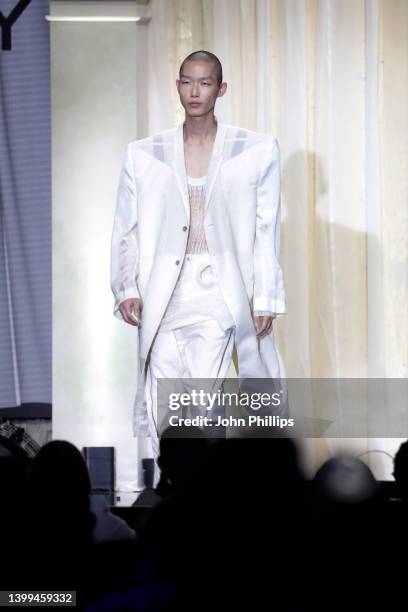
left=119, top=298, right=142, bottom=327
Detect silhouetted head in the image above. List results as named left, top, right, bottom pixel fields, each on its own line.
left=28, top=439, right=92, bottom=506
left=208, top=433, right=304, bottom=497
left=157, top=426, right=210, bottom=495
left=27, top=440, right=95, bottom=547
left=393, top=440, right=408, bottom=501
left=313, top=455, right=379, bottom=504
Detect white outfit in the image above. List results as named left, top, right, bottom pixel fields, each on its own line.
left=148, top=175, right=236, bottom=482
left=110, top=116, right=288, bottom=441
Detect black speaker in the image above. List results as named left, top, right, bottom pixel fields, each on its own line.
left=142, top=458, right=155, bottom=488
left=83, top=446, right=115, bottom=493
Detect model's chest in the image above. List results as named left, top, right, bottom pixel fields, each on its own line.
left=183, top=142, right=213, bottom=178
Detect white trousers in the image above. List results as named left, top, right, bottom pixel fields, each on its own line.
left=145, top=319, right=235, bottom=486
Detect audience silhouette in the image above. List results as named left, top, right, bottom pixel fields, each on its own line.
left=2, top=433, right=408, bottom=610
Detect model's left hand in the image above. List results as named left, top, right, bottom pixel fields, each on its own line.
left=253, top=315, right=275, bottom=340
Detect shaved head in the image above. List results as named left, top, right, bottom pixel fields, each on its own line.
left=179, top=50, right=223, bottom=87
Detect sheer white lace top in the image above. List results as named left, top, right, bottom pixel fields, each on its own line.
left=186, top=175, right=208, bottom=253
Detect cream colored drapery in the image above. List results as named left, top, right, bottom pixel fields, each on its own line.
left=144, top=0, right=408, bottom=479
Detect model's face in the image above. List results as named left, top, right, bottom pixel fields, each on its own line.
left=176, top=60, right=226, bottom=117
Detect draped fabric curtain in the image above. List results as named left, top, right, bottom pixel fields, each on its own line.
left=146, top=0, right=408, bottom=476
left=0, top=0, right=51, bottom=413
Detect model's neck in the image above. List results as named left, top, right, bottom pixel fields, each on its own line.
left=183, top=113, right=218, bottom=144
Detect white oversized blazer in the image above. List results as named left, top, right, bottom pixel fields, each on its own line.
left=110, top=116, right=288, bottom=437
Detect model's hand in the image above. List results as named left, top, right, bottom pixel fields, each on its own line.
left=253, top=315, right=274, bottom=340
left=119, top=298, right=142, bottom=327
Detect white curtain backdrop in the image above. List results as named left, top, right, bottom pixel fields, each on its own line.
left=143, top=0, right=408, bottom=479
left=52, top=0, right=406, bottom=493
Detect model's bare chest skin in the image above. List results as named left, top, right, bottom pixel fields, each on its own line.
left=184, top=140, right=214, bottom=178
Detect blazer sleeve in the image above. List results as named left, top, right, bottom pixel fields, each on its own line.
left=252, top=137, right=287, bottom=316
left=110, top=143, right=141, bottom=322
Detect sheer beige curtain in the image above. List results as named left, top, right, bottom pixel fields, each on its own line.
left=145, top=0, right=408, bottom=477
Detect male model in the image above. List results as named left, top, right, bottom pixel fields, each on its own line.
left=110, top=50, right=287, bottom=479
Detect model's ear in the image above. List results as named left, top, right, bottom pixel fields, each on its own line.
left=218, top=82, right=227, bottom=98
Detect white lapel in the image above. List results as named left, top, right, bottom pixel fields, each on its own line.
left=171, top=114, right=228, bottom=219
